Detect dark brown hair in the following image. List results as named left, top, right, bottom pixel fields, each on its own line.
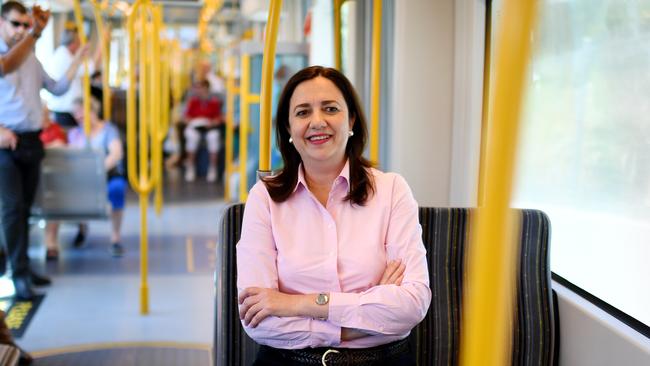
left=262, top=65, right=374, bottom=205
left=1, top=1, right=27, bottom=17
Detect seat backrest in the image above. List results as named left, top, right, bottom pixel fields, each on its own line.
left=214, top=203, right=258, bottom=366
left=32, top=148, right=109, bottom=220
left=215, top=205, right=557, bottom=366
left=411, top=208, right=557, bottom=366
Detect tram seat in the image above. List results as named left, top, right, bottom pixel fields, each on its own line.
left=32, top=148, right=109, bottom=221
left=0, top=344, right=19, bottom=366
left=214, top=204, right=558, bottom=366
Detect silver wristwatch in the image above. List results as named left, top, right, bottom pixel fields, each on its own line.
left=316, top=293, right=329, bottom=305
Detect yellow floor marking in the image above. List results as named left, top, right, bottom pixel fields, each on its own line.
left=186, top=236, right=195, bottom=273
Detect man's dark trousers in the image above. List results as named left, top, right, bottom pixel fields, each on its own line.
left=0, top=132, right=44, bottom=284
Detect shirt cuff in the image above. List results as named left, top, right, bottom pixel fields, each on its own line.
left=328, top=292, right=361, bottom=326
left=311, top=319, right=341, bottom=347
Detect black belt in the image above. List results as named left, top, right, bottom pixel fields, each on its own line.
left=259, top=337, right=410, bottom=365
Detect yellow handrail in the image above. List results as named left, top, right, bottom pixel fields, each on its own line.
left=239, top=54, right=251, bottom=201
left=369, top=0, right=382, bottom=165
left=333, top=0, right=345, bottom=71
left=477, top=0, right=493, bottom=207
left=224, top=56, right=238, bottom=201
left=171, top=41, right=184, bottom=104
left=151, top=6, right=167, bottom=216
left=72, top=0, right=91, bottom=137
left=90, top=0, right=112, bottom=121
left=459, top=1, right=539, bottom=365
left=155, top=34, right=171, bottom=215
left=258, top=0, right=283, bottom=173
left=127, top=0, right=163, bottom=315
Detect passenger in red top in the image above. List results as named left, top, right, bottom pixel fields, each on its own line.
left=39, top=106, right=67, bottom=147
left=183, top=80, right=223, bottom=182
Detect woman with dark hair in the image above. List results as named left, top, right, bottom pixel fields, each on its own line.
left=237, top=66, right=431, bottom=365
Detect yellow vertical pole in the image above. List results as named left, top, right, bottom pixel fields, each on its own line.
left=369, top=0, right=382, bottom=165
left=139, top=6, right=151, bottom=316
left=102, top=29, right=112, bottom=120
left=239, top=54, right=251, bottom=201
left=90, top=0, right=112, bottom=121
left=171, top=41, right=184, bottom=105
left=116, top=35, right=125, bottom=88
left=333, top=0, right=344, bottom=71
left=224, top=56, right=238, bottom=201
left=72, top=0, right=91, bottom=137
left=477, top=0, right=493, bottom=207
left=460, top=1, right=539, bottom=365
left=127, top=0, right=158, bottom=315
left=259, top=0, right=282, bottom=173
left=155, top=36, right=170, bottom=215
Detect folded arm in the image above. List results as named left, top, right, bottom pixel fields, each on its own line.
left=327, top=175, right=431, bottom=335
left=236, top=183, right=341, bottom=347
left=237, top=176, right=431, bottom=345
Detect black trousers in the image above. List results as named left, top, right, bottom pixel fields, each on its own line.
left=51, top=111, right=77, bottom=129
left=0, top=132, right=44, bottom=279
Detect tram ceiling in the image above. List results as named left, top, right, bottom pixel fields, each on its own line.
left=39, top=0, right=240, bottom=25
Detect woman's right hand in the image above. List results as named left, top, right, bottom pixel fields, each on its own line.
left=379, top=259, right=406, bottom=286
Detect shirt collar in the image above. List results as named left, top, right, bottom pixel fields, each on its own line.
left=293, top=160, right=351, bottom=194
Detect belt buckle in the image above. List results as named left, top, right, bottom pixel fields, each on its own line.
left=321, top=349, right=340, bottom=366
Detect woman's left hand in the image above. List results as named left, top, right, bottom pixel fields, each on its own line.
left=238, top=287, right=296, bottom=328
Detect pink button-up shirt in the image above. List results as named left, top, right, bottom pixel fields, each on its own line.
left=236, top=162, right=431, bottom=349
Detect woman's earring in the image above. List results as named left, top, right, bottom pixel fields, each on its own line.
left=348, top=131, right=354, bottom=137
left=289, top=137, right=293, bottom=144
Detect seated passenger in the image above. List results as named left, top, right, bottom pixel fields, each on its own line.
left=236, top=66, right=431, bottom=364
left=68, top=92, right=126, bottom=257
left=39, top=105, right=67, bottom=261
left=183, top=80, right=223, bottom=182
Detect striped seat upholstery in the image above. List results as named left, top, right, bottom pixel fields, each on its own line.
left=412, top=208, right=557, bottom=366
left=214, top=203, right=259, bottom=366
left=214, top=204, right=558, bottom=366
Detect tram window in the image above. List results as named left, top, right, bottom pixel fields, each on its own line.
left=510, top=0, right=650, bottom=327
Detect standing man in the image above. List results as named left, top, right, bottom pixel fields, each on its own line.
left=0, top=1, right=87, bottom=300
left=45, top=22, right=100, bottom=128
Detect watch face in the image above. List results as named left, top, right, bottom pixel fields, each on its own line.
left=316, top=293, right=329, bottom=305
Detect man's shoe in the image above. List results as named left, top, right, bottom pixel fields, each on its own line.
left=12, top=278, right=35, bottom=301
left=29, top=271, right=51, bottom=287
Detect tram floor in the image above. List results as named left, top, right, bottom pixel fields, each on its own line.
left=17, top=167, right=226, bottom=361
